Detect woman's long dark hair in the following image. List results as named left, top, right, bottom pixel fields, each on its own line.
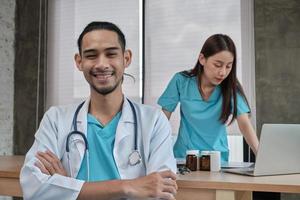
left=182, top=34, right=250, bottom=125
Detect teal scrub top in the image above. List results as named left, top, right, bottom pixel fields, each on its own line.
left=76, top=112, right=121, bottom=181
left=158, top=72, right=250, bottom=162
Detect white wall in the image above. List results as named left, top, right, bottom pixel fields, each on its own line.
left=47, top=0, right=141, bottom=108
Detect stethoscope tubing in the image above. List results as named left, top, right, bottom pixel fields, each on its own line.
left=66, top=99, right=140, bottom=181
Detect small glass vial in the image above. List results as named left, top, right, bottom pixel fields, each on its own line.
left=199, top=151, right=210, bottom=171
left=186, top=150, right=199, bottom=171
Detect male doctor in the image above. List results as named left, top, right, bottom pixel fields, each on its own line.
left=20, top=21, right=177, bottom=200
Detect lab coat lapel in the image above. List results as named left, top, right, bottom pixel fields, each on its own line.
left=70, top=98, right=89, bottom=177
left=114, top=98, right=135, bottom=145
left=114, top=98, right=136, bottom=175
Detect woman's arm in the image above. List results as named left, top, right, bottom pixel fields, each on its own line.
left=236, top=113, right=259, bottom=155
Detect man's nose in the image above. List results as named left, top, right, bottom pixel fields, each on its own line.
left=95, top=56, right=109, bottom=69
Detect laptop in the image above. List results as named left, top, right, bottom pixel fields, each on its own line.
left=223, top=124, right=300, bottom=176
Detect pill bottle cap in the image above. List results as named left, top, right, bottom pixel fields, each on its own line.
left=210, top=151, right=220, bottom=155
left=186, top=150, right=199, bottom=156
left=201, top=150, right=210, bottom=155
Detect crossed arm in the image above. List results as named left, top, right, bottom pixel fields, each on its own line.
left=35, top=150, right=178, bottom=200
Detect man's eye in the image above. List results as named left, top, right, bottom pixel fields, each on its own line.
left=86, top=55, right=96, bottom=59
left=107, top=53, right=117, bottom=57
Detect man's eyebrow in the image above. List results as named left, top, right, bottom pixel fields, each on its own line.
left=82, top=49, right=97, bottom=54
left=82, top=47, right=121, bottom=54
left=104, top=47, right=121, bottom=51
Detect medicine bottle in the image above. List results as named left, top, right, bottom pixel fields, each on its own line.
left=199, top=151, right=210, bottom=171
left=186, top=150, right=199, bottom=171
left=209, top=151, right=221, bottom=172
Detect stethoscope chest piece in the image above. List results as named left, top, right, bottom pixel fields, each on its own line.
left=128, top=150, right=142, bottom=166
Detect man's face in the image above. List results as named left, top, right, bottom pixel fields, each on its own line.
left=75, top=30, right=131, bottom=95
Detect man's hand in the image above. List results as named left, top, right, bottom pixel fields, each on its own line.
left=35, top=150, right=67, bottom=176
left=124, top=170, right=178, bottom=200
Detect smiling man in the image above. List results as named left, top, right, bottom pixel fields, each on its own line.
left=20, top=21, right=177, bottom=200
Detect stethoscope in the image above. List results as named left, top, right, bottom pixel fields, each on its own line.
left=66, top=99, right=142, bottom=181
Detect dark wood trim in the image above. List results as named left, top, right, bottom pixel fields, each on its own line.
left=13, top=0, right=48, bottom=155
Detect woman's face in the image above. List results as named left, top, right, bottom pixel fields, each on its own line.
left=199, top=50, right=234, bottom=87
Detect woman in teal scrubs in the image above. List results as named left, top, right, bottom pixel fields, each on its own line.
left=158, top=34, right=259, bottom=162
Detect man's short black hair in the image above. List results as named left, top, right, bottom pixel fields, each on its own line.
left=77, top=21, right=126, bottom=54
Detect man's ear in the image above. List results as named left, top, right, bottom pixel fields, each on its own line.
left=198, top=53, right=206, bottom=66
left=74, top=53, right=83, bottom=71
left=123, top=49, right=132, bottom=69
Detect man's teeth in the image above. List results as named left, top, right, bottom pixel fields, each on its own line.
left=94, top=73, right=113, bottom=79
left=94, top=72, right=113, bottom=76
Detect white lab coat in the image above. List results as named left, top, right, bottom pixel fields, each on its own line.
left=20, top=97, right=176, bottom=200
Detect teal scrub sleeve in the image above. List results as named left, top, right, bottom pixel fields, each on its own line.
left=236, top=92, right=250, bottom=116
left=157, top=73, right=182, bottom=112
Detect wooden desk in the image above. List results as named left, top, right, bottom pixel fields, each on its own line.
left=1, top=157, right=300, bottom=199
left=176, top=171, right=300, bottom=200
left=0, top=156, right=24, bottom=197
